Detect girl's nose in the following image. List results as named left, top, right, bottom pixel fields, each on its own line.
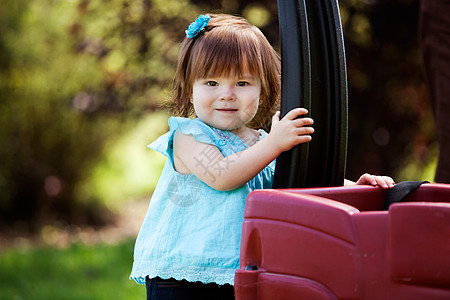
left=219, top=86, right=236, bottom=101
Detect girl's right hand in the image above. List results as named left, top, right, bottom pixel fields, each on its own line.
left=269, top=108, right=314, bottom=153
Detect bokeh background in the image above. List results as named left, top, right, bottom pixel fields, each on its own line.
left=0, top=0, right=436, bottom=299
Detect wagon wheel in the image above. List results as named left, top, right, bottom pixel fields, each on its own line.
left=273, top=0, right=348, bottom=188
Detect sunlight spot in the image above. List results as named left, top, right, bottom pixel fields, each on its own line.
left=243, top=5, right=271, bottom=28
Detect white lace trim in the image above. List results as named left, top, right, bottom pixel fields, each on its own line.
left=130, top=264, right=236, bottom=286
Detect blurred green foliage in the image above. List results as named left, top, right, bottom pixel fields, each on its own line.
left=0, top=0, right=437, bottom=233
left=0, top=239, right=144, bottom=299
left=0, top=0, right=198, bottom=231
left=78, top=112, right=168, bottom=211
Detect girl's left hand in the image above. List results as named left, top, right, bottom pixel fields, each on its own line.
left=355, top=173, right=395, bottom=189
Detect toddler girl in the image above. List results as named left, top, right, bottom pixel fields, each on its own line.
left=130, top=13, right=394, bottom=300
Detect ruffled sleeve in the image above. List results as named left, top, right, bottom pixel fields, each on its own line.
left=148, top=117, right=216, bottom=165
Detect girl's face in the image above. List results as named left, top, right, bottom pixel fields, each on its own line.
left=191, top=72, right=261, bottom=133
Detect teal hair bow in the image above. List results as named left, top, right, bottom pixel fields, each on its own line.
left=185, top=14, right=211, bottom=38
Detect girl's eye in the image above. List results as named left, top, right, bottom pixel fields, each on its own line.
left=206, top=81, right=218, bottom=86
left=237, top=81, right=248, bottom=87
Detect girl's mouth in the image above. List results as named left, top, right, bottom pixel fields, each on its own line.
left=216, top=108, right=238, bottom=113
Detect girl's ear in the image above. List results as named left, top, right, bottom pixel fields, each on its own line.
left=259, top=94, right=265, bottom=106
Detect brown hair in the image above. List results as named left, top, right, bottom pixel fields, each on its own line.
left=169, top=14, right=281, bottom=131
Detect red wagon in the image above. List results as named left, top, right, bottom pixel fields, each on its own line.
left=242, top=0, right=450, bottom=297
left=235, top=184, right=450, bottom=299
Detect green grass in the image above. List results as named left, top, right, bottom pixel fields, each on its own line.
left=0, top=239, right=145, bottom=300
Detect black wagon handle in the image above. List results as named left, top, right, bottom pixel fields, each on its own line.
left=273, top=0, right=348, bottom=188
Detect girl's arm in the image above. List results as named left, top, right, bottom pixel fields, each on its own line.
left=173, top=108, right=314, bottom=191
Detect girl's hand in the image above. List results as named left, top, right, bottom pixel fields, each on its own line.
left=354, top=173, right=395, bottom=189
left=268, top=108, right=314, bottom=153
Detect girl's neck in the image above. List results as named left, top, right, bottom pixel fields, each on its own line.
left=230, top=126, right=260, bottom=147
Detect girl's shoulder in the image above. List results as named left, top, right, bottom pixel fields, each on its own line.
left=169, top=117, right=213, bottom=135
left=148, top=117, right=216, bottom=158
left=168, top=117, right=218, bottom=146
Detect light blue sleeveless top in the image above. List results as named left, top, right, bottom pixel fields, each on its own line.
left=130, top=117, right=275, bottom=285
